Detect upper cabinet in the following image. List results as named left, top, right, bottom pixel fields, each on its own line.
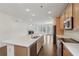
left=65, top=5, right=69, bottom=19
left=60, top=13, right=64, bottom=31
left=59, top=4, right=73, bottom=30
left=65, top=4, right=73, bottom=19
left=60, top=4, right=73, bottom=31
left=68, top=4, right=73, bottom=17
left=56, top=3, right=79, bottom=35
left=56, top=16, right=64, bottom=35
left=73, top=4, right=79, bottom=30
left=64, top=3, right=79, bottom=30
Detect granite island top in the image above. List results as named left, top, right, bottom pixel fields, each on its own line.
left=0, top=34, right=43, bottom=47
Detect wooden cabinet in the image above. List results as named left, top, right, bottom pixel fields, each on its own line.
left=14, top=45, right=29, bottom=56
left=14, top=36, right=44, bottom=56
left=68, top=4, right=73, bottom=17
left=56, top=3, right=79, bottom=33
left=56, top=17, right=61, bottom=35
left=56, top=37, right=73, bottom=56
left=63, top=45, right=72, bottom=56
left=60, top=15, right=64, bottom=34
left=73, top=4, right=79, bottom=30
left=61, top=3, right=79, bottom=30
left=56, top=17, right=64, bottom=35
left=64, top=4, right=73, bottom=19
left=14, top=42, right=37, bottom=56
left=30, top=42, right=37, bottom=56
left=37, top=39, right=42, bottom=54
left=37, top=36, right=44, bottom=54
left=56, top=4, right=73, bottom=36
left=0, top=46, right=7, bottom=56
left=65, top=5, right=69, bottom=19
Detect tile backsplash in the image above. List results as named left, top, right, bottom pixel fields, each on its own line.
left=64, top=29, right=79, bottom=41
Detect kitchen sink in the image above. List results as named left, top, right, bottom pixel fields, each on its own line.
left=61, top=38, right=79, bottom=43
left=32, top=36, right=39, bottom=39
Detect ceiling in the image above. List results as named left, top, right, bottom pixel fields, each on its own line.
left=0, top=3, right=67, bottom=24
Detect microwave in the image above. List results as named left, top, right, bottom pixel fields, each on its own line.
left=64, top=17, right=73, bottom=30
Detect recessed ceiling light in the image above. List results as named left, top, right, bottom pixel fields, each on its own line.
left=48, top=11, right=52, bottom=14
left=32, top=14, right=35, bottom=16
left=26, top=8, right=30, bottom=12
left=48, top=17, right=52, bottom=19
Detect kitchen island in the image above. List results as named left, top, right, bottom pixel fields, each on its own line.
left=0, top=34, right=44, bottom=56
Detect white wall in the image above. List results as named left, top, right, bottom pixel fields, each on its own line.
left=0, top=12, right=54, bottom=41
left=0, top=12, right=27, bottom=40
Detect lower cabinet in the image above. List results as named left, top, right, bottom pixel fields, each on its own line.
left=0, top=46, right=7, bottom=56
left=0, top=36, right=44, bottom=56
left=37, top=36, right=44, bottom=54
left=29, top=42, right=37, bottom=56
left=14, top=42, right=37, bottom=56
left=14, top=36, right=44, bottom=56
left=14, top=45, right=29, bottom=56
left=63, top=45, right=72, bottom=56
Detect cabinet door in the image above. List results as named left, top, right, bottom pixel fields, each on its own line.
left=14, top=45, right=28, bottom=56
left=37, top=40, right=41, bottom=54
left=30, top=42, right=37, bottom=56
left=73, top=4, right=79, bottom=29
left=60, top=16, right=64, bottom=34
left=63, top=45, right=72, bottom=56
left=65, top=6, right=69, bottom=19
left=68, top=4, right=73, bottom=17
left=0, top=46, right=7, bottom=56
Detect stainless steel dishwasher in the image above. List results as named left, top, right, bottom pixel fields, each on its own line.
left=57, top=38, right=63, bottom=56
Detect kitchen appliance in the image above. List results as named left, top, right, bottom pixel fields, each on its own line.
left=64, top=17, right=73, bottom=30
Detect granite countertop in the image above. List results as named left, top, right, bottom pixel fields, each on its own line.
left=63, top=43, right=79, bottom=56
left=0, top=34, right=43, bottom=48
left=57, top=31, right=79, bottom=56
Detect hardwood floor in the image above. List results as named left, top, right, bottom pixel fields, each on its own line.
left=38, top=35, right=57, bottom=56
